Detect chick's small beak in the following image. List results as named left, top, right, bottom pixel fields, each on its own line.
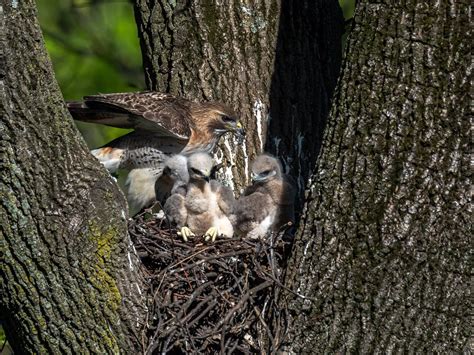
left=203, top=169, right=212, bottom=182
left=251, top=173, right=264, bottom=183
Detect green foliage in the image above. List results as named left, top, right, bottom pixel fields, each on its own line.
left=37, top=0, right=143, bottom=148
left=339, top=0, right=356, bottom=52
left=37, top=0, right=355, bottom=149
left=0, top=325, right=5, bottom=345
left=339, top=0, right=356, bottom=20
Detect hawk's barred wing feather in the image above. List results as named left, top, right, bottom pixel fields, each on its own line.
left=68, top=91, right=193, bottom=139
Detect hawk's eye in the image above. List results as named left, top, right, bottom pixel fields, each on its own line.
left=261, top=170, right=272, bottom=176
left=221, top=115, right=235, bottom=123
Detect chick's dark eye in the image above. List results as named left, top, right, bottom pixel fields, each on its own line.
left=191, top=168, right=202, bottom=175
left=261, top=170, right=271, bottom=176
left=221, top=115, right=234, bottom=123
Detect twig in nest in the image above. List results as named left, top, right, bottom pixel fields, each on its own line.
left=129, top=213, right=292, bottom=354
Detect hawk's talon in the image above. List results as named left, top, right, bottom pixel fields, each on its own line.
left=178, top=227, right=195, bottom=242
left=204, top=227, right=219, bottom=242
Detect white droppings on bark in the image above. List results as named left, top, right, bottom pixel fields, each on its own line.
left=11, top=1, right=18, bottom=9
left=241, top=140, right=249, bottom=181
left=241, top=5, right=251, bottom=15
left=214, top=136, right=238, bottom=190
left=303, top=241, right=311, bottom=257
left=127, top=238, right=136, bottom=271
left=254, top=100, right=266, bottom=152
left=127, top=251, right=134, bottom=271
left=222, top=137, right=236, bottom=191
left=240, top=5, right=267, bottom=33
left=135, top=283, right=142, bottom=295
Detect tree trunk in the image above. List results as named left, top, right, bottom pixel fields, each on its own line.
left=5, top=0, right=467, bottom=353
left=283, top=0, right=471, bottom=352
left=0, top=1, right=146, bottom=353
left=133, top=0, right=343, bottom=198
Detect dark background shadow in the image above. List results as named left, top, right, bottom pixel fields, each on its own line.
left=267, top=0, right=345, bottom=209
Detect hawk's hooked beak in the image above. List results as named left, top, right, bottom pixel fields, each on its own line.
left=220, top=121, right=245, bottom=142
left=233, top=121, right=245, bottom=142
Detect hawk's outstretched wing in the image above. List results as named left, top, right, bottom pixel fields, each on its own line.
left=67, top=91, right=193, bottom=139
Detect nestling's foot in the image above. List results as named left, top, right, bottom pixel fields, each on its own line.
left=204, top=227, right=219, bottom=242
left=178, top=226, right=195, bottom=242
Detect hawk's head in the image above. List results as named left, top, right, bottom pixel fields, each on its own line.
left=162, top=155, right=189, bottom=185
left=187, top=152, right=214, bottom=183
left=251, top=154, right=283, bottom=184
left=191, top=102, right=245, bottom=140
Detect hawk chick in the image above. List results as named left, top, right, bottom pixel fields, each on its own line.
left=162, top=155, right=189, bottom=227
left=233, top=154, right=295, bottom=239
left=155, top=154, right=189, bottom=205
left=167, top=153, right=235, bottom=242
left=67, top=91, right=244, bottom=211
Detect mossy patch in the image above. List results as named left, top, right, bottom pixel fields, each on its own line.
left=81, top=222, right=122, bottom=352
left=87, top=222, right=122, bottom=312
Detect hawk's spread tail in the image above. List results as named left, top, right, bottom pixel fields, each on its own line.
left=67, top=100, right=132, bottom=128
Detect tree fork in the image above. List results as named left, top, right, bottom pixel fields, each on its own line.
left=133, top=0, right=344, bottom=200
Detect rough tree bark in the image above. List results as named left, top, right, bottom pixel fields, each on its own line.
left=4, top=0, right=468, bottom=353
left=133, top=0, right=343, bottom=198
left=284, top=0, right=471, bottom=352
left=0, top=1, right=146, bottom=353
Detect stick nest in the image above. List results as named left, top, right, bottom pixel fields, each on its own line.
left=129, top=212, right=293, bottom=354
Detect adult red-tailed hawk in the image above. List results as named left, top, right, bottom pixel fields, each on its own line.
left=67, top=92, right=244, bottom=211
left=165, top=153, right=235, bottom=242
left=232, top=154, right=295, bottom=239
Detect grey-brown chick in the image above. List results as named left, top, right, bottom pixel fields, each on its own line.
left=173, top=152, right=235, bottom=242
left=161, top=155, right=189, bottom=225
left=233, top=154, right=295, bottom=239
left=156, top=154, right=189, bottom=203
